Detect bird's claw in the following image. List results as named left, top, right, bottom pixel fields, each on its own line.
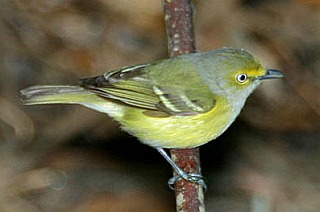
left=168, top=173, right=207, bottom=190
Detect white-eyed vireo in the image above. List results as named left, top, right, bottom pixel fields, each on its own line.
left=21, top=47, right=283, bottom=188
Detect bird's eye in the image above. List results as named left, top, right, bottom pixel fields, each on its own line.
left=236, top=74, right=248, bottom=84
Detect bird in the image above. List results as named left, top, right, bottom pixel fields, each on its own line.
left=20, top=47, right=284, bottom=188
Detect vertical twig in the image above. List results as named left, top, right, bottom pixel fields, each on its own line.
left=162, top=0, right=205, bottom=211
left=163, top=0, right=196, bottom=57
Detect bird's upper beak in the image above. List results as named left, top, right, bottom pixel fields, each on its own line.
left=257, top=69, right=284, bottom=80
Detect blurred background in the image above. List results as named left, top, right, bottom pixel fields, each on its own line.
left=0, top=0, right=320, bottom=211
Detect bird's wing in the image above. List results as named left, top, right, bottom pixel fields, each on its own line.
left=81, top=64, right=216, bottom=117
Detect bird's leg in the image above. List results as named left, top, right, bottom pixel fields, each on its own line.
left=156, top=148, right=206, bottom=190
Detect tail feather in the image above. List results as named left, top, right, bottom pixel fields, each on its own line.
left=20, top=85, right=93, bottom=105
left=20, top=85, right=124, bottom=120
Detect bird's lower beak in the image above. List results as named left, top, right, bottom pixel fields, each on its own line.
left=258, top=69, right=284, bottom=80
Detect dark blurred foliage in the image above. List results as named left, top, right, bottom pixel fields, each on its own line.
left=0, top=0, right=320, bottom=211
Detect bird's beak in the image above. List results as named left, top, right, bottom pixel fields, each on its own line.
left=258, top=69, right=284, bottom=80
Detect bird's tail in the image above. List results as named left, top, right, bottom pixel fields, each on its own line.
left=20, top=85, right=94, bottom=105
left=20, top=85, right=124, bottom=120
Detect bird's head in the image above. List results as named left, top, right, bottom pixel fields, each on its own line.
left=196, top=47, right=284, bottom=107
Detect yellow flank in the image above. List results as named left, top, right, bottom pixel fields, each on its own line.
left=120, top=95, right=233, bottom=149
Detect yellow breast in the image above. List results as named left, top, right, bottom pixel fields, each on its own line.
left=119, top=96, right=235, bottom=149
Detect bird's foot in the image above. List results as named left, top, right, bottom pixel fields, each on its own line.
left=168, top=172, right=207, bottom=190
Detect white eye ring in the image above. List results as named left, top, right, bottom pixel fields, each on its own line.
left=236, top=73, right=248, bottom=83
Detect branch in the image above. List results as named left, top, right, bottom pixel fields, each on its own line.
left=162, top=0, right=205, bottom=211
left=163, top=0, right=196, bottom=57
